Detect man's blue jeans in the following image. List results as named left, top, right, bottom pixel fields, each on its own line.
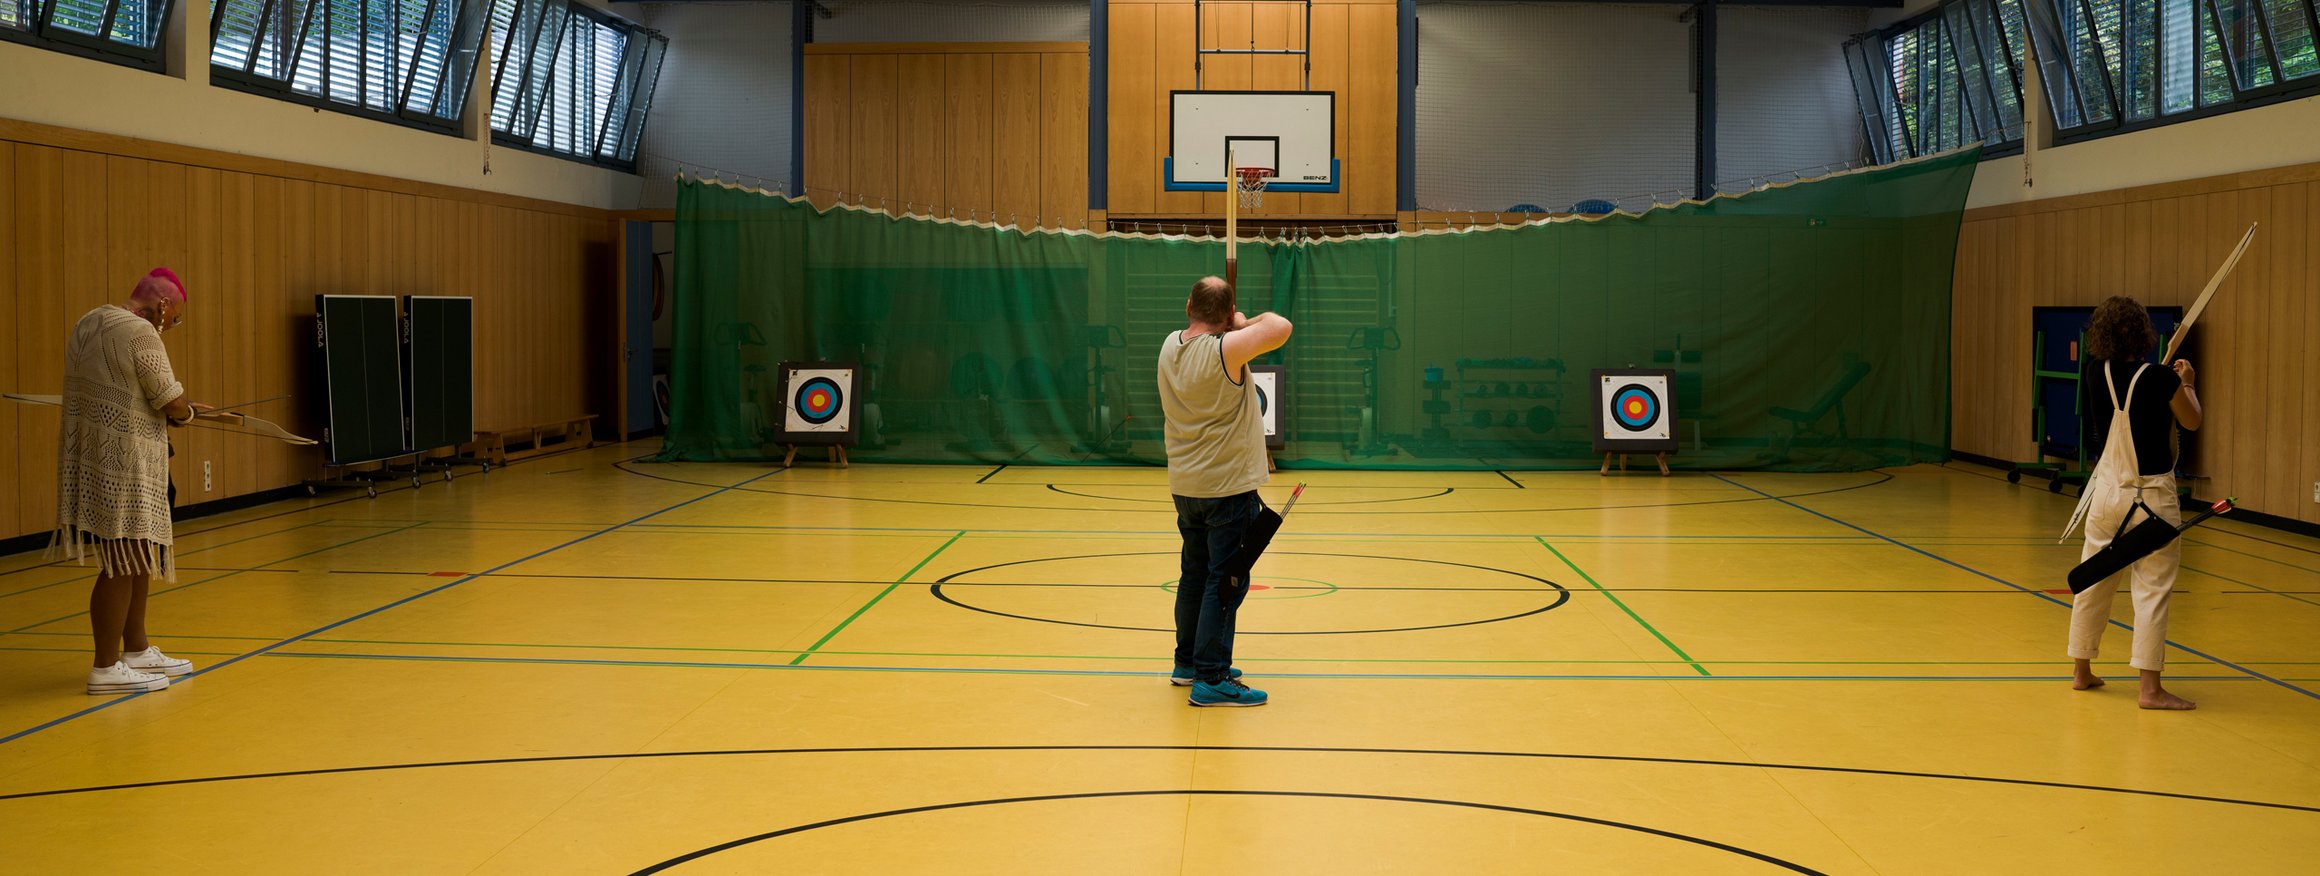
left=1172, top=490, right=1259, bottom=683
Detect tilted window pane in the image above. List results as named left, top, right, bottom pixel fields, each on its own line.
left=2259, top=0, right=2318, bottom=77
left=2212, top=0, right=2280, bottom=89
left=211, top=0, right=267, bottom=70
left=45, top=0, right=111, bottom=37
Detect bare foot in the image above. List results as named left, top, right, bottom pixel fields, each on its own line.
left=2072, top=674, right=2106, bottom=691
left=2138, top=690, right=2196, bottom=710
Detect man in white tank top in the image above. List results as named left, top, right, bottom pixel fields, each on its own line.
left=1156, top=276, right=1292, bottom=706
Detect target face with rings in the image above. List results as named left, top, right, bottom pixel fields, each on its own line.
left=1592, top=369, right=1676, bottom=452
left=1611, top=384, right=1659, bottom=431
left=778, top=362, right=860, bottom=444
left=1249, top=365, right=1286, bottom=449
left=795, top=378, right=843, bottom=425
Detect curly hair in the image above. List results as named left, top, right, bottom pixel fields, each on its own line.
left=2085, top=295, right=2156, bottom=363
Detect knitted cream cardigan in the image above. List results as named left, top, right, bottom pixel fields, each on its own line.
left=52, top=305, right=183, bottom=581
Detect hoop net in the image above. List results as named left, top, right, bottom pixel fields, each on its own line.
left=1236, top=168, right=1273, bottom=210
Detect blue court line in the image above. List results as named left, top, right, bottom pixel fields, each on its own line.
left=254, top=651, right=2298, bottom=683
left=0, top=471, right=782, bottom=747
left=1712, top=474, right=2320, bottom=703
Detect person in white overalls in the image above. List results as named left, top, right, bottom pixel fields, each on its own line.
left=2060, top=297, right=2204, bottom=710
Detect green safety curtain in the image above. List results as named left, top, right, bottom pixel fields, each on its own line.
left=660, top=147, right=1978, bottom=471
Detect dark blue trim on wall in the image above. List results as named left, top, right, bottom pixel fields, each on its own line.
left=1396, top=0, right=1416, bottom=212
left=1693, top=0, right=1716, bottom=200
left=792, top=0, right=811, bottom=197
left=1091, top=0, right=1109, bottom=212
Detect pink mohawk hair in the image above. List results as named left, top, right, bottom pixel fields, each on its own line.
left=145, top=267, right=186, bottom=301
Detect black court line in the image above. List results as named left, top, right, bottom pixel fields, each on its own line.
left=1044, top=484, right=1456, bottom=506
left=633, top=789, right=1821, bottom=874
left=613, top=463, right=1895, bottom=515
left=5, top=744, right=2313, bottom=818
left=975, top=464, right=1006, bottom=484
left=1714, top=474, right=2320, bottom=703
left=932, top=551, right=1569, bottom=635
left=1497, top=470, right=1525, bottom=488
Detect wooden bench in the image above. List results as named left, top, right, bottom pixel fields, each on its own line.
left=469, top=415, right=598, bottom=465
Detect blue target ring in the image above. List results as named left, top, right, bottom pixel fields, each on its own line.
left=796, top=376, right=844, bottom=425
left=1611, top=384, right=1660, bottom=431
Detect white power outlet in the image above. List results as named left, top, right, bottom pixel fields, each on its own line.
left=2312, top=481, right=2319, bottom=504
left=203, top=461, right=213, bottom=493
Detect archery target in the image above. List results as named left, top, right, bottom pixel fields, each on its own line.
left=1250, top=365, right=1286, bottom=449
left=779, top=364, right=859, bottom=442
left=1592, top=369, right=1677, bottom=452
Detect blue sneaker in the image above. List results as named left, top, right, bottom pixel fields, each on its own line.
left=1170, top=666, right=1243, bottom=687
left=1188, top=678, right=1268, bottom=707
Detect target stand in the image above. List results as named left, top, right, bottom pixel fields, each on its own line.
left=1592, top=369, right=1677, bottom=477
left=776, top=361, right=859, bottom=468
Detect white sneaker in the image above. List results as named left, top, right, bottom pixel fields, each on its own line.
left=88, top=661, right=169, bottom=695
left=122, top=646, right=194, bottom=677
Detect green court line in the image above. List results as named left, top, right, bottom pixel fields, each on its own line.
left=203, top=635, right=2320, bottom=667
left=258, top=650, right=2319, bottom=684
left=0, top=646, right=240, bottom=657
left=1536, top=538, right=1710, bottom=676
left=0, top=522, right=431, bottom=636
left=787, top=531, right=965, bottom=666
left=622, top=521, right=1884, bottom=541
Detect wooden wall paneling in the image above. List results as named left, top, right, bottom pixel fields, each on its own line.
left=804, top=53, right=853, bottom=209
left=14, top=146, right=65, bottom=534
left=1249, top=1, right=1302, bottom=215
left=898, top=53, right=949, bottom=218
left=221, top=171, right=260, bottom=498
left=170, top=166, right=218, bottom=504
left=993, top=52, right=1044, bottom=228
left=1347, top=3, right=1396, bottom=215
left=1152, top=1, right=1203, bottom=215
left=2263, top=182, right=2304, bottom=517
left=252, top=176, right=294, bottom=489
left=1203, top=5, right=1252, bottom=217
left=1042, top=51, right=1090, bottom=230
left=1109, top=4, right=1158, bottom=215
left=1300, top=2, right=1351, bottom=215
left=850, top=55, right=900, bottom=214
left=947, top=53, right=997, bottom=221
left=0, top=141, right=15, bottom=539
left=391, top=192, right=418, bottom=295
left=2227, top=189, right=2269, bottom=511
left=2304, top=182, right=2320, bottom=524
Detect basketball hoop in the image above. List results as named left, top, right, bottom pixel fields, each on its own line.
left=1236, top=167, right=1273, bottom=210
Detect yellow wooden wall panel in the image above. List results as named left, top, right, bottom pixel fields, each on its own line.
left=1151, top=2, right=1203, bottom=216
left=1108, top=4, right=1158, bottom=216
left=946, top=53, right=996, bottom=221
left=993, top=52, right=1044, bottom=228
left=850, top=55, right=900, bottom=214
left=1042, top=51, right=1089, bottom=230
left=804, top=54, right=853, bottom=209
left=1346, top=3, right=1397, bottom=215
left=0, top=141, right=16, bottom=540
left=14, top=146, right=65, bottom=536
left=1953, top=168, right=2320, bottom=521
left=898, top=53, right=949, bottom=216
left=1299, top=2, right=1352, bottom=215
left=1249, top=1, right=1303, bottom=216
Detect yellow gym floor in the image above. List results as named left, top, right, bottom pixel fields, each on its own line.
left=2, top=443, right=2316, bottom=873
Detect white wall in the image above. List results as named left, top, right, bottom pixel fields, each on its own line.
left=633, top=2, right=795, bottom=209
left=1967, top=91, right=2320, bottom=209
left=1716, top=7, right=1871, bottom=190
left=0, top=2, right=642, bottom=209
left=1416, top=2, right=1696, bottom=212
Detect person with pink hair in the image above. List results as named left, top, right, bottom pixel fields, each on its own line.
left=56, top=267, right=209, bottom=695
